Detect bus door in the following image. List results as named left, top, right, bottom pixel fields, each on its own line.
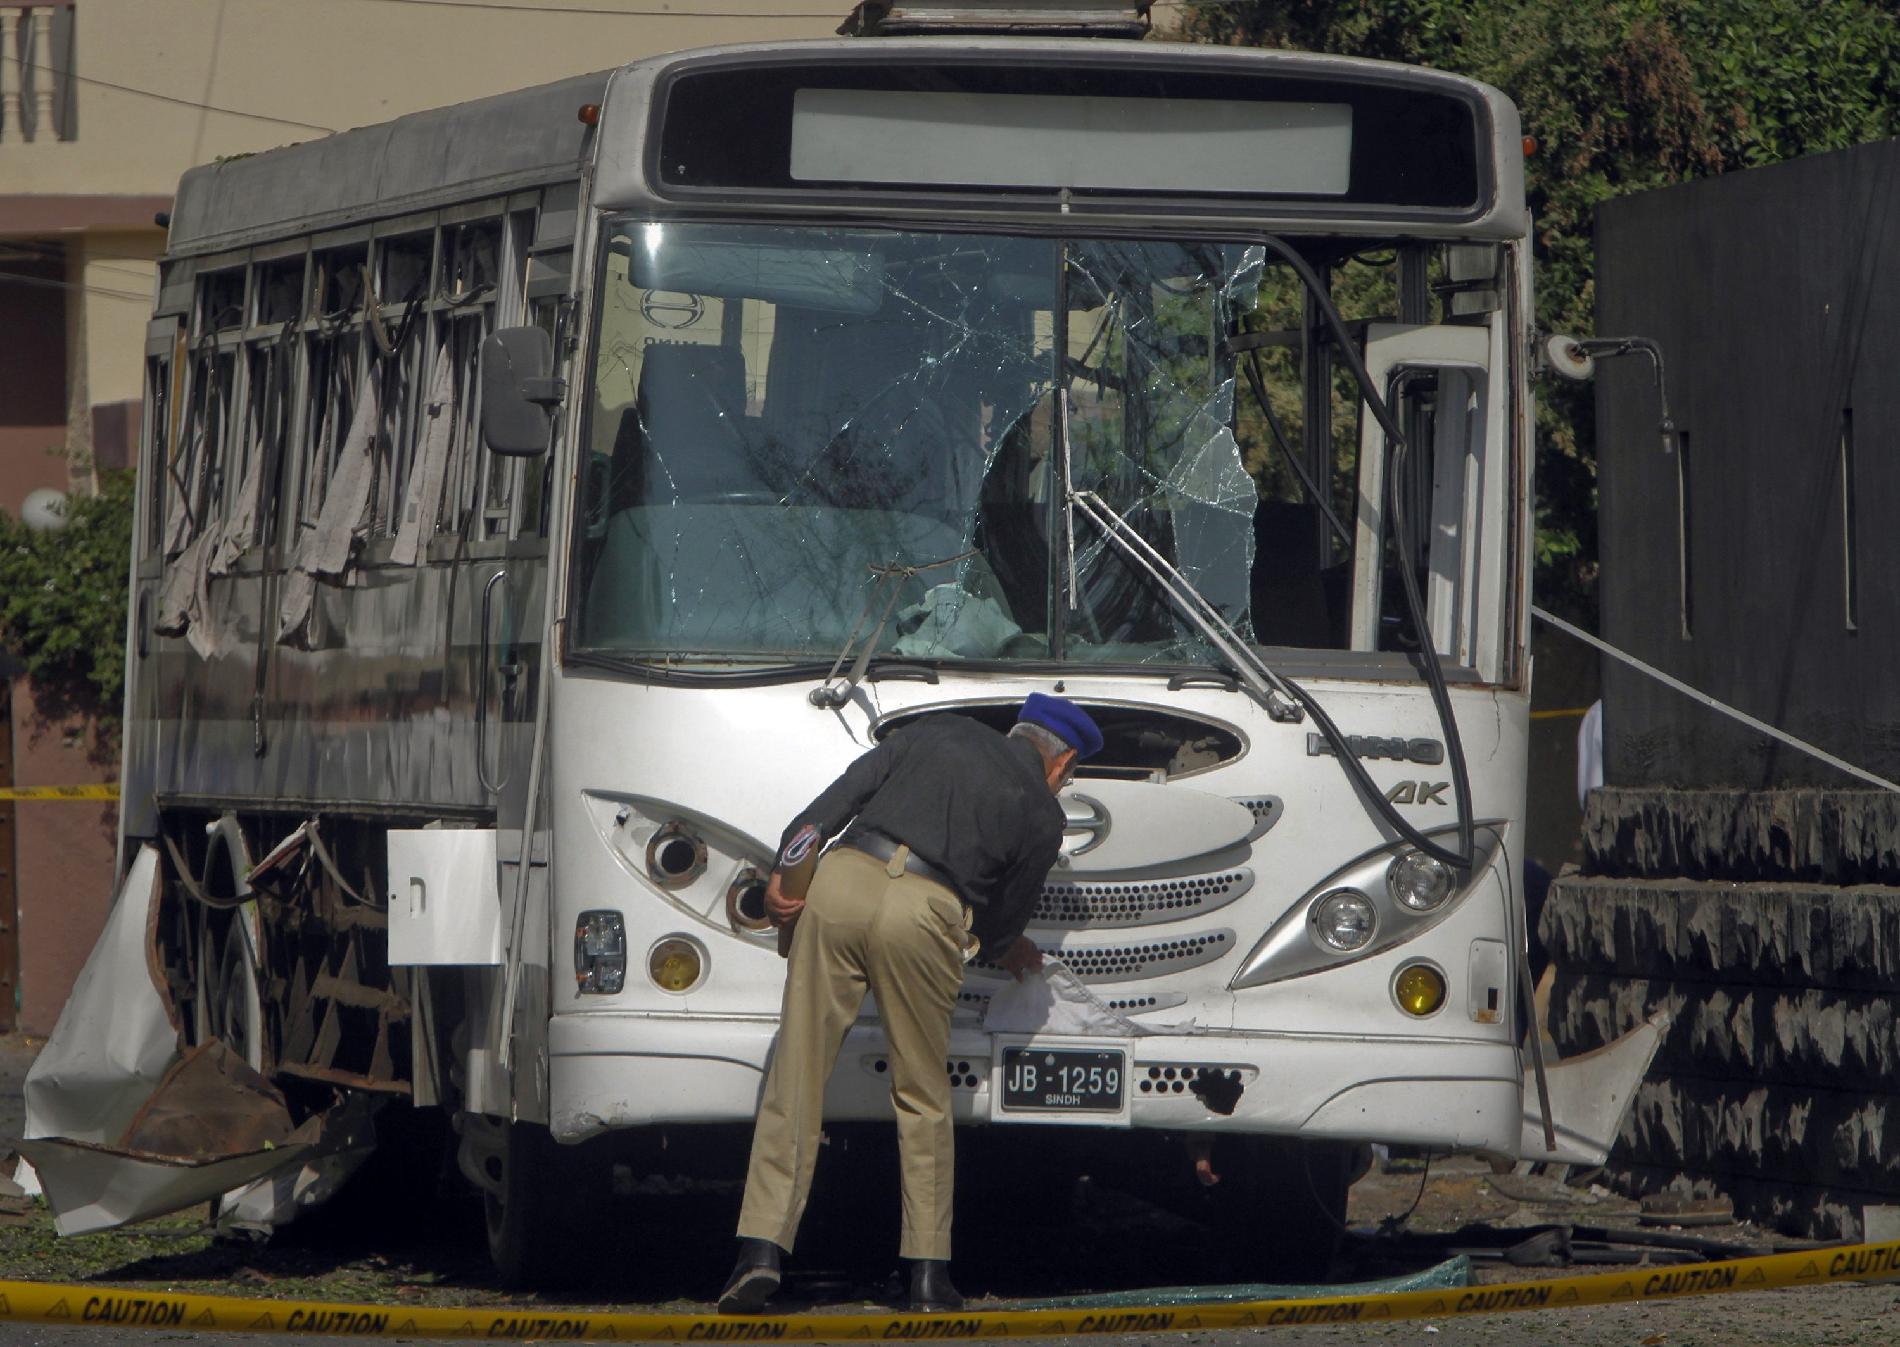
left=1348, top=324, right=1506, bottom=678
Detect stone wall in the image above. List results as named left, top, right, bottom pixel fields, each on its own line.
left=1543, top=788, right=1900, bottom=1239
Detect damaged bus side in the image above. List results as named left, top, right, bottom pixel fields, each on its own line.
left=22, top=31, right=1665, bottom=1286
left=20, top=70, right=597, bottom=1239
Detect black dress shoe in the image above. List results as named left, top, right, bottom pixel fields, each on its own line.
left=907, top=1259, right=964, bottom=1312
left=717, top=1238, right=783, bottom=1314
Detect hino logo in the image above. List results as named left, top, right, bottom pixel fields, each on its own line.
left=1060, top=792, right=1112, bottom=856
left=1306, top=734, right=1445, bottom=766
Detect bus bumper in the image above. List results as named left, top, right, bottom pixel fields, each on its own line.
left=546, top=1012, right=1522, bottom=1154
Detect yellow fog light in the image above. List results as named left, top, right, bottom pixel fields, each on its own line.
left=1394, top=963, right=1447, bottom=1017
left=649, top=937, right=705, bottom=993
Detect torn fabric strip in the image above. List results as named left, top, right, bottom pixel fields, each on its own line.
left=391, top=345, right=456, bottom=566
left=279, top=377, right=379, bottom=648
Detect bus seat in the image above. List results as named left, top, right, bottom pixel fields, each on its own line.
left=1251, top=499, right=1339, bottom=649
left=623, top=343, right=768, bottom=503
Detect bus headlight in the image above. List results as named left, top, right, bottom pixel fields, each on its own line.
left=1232, top=826, right=1505, bottom=991
left=646, top=822, right=707, bottom=889
left=1309, top=890, right=1376, bottom=952
left=575, top=910, right=627, bottom=994
left=1387, top=851, right=1453, bottom=912
left=649, top=936, right=706, bottom=993
left=1394, top=962, right=1447, bottom=1016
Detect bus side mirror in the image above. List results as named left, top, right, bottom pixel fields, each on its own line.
left=481, top=327, right=565, bottom=457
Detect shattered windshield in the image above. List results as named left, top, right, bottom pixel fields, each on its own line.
left=570, top=221, right=1263, bottom=670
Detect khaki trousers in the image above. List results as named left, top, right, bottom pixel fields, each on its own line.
left=737, top=845, right=970, bottom=1261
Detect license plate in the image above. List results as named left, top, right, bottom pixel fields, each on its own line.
left=999, top=1046, right=1126, bottom=1114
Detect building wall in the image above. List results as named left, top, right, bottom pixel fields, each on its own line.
left=10, top=681, right=115, bottom=1035
left=1595, top=139, right=1900, bottom=790
left=1573, top=136, right=1900, bottom=1239
left=0, top=0, right=847, bottom=1032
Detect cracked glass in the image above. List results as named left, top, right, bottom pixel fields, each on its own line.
left=569, top=222, right=1270, bottom=670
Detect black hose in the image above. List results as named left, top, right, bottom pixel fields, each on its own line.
left=1252, top=234, right=1478, bottom=873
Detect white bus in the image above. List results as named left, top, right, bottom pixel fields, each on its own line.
left=29, top=7, right=1657, bottom=1289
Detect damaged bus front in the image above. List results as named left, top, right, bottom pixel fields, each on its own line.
left=536, top=42, right=1657, bottom=1281
left=20, top=35, right=1663, bottom=1285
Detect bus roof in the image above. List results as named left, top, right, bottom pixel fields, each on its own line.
left=164, top=36, right=1525, bottom=256
left=165, top=69, right=611, bottom=257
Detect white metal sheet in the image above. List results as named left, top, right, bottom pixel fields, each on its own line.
left=24, top=844, right=177, bottom=1147
left=1520, top=1011, right=1669, bottom=1166
left=387, top=829, right=503, bottom=966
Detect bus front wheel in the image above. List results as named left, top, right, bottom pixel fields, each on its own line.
left=1206, top=1136, right=1354, bottom=1283
left=482, top=1120, right=582, bottom=1288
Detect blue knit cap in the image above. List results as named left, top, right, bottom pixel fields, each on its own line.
left=1018, top=693, right=1104, bottom=760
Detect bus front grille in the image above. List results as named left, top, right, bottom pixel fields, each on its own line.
left=1033, top=869, right=1254, bottom=928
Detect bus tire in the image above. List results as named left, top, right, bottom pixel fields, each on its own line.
left=195, top=907, right=263, bottom=1070
left=484, top=1120, right=580, bottom=1288
left=1208, top=1136, right=1352, bottom=1283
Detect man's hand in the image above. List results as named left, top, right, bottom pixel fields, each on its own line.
left=999, top=936, right=1043, bottom=980
left=765, top=870, right=804, bottom=927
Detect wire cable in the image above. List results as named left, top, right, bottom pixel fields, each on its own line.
left=334, top=0, right=841, bottom=16
left=25, top=60, right=334, bottom=133
left=1535, top=606, right=1900, bottom=793
left=0, top=271, right=152, bottom=305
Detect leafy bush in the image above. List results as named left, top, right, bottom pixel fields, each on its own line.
left=0, top=472, right=135, bottom=738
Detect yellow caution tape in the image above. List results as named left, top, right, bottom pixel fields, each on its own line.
left=0, top=784, right=119, bottom=801
left=1529, top=706, right=1593, bottom=721
left=2, top=1241, right=1898, bottom=1338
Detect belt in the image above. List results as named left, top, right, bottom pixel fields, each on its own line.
left=841, top=827, right=965, bottom=903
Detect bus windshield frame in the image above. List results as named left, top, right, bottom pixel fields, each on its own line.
left=566, top=217, right=1505, bottom=684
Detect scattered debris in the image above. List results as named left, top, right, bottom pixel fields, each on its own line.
left=1640, top=1191, right=1736, bottom=1227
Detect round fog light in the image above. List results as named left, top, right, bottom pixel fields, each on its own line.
left=1309, top=889, right=1376, bottom=952
left=649, top=937, right=705, bottom=993
left=1388, top=850, right=1453, bottom=912
left=1394, top=963, right=1447, bottom=1016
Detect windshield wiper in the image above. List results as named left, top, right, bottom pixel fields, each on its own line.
left=1069, top=489, right=1306, bottom=725
left=808, top=550, right=974, bottom=710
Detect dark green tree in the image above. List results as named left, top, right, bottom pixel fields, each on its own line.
left=0, top=471, right=136, bottom=744
left=1173, top=0, right=1900, bottom=616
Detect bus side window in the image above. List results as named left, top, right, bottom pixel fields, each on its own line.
left=138, top=328, right=180, bottom=566
left=439, top=218, right=503, bottom=545
left=290, top=248, right=368, bottom=549
left=232, top=254, right=305, bottom=559
left=373, top=229, right=435, bottom=538
left=165, top=270, right=244, bottom=556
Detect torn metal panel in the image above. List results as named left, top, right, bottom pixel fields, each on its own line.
left=17, top=1090, right=372, bottom=1238
left=215, top=1096, right=378, bottom=1236
left=1520, top=1011, right=1669, bottom=1168
left=23, top=845, right=178, bottom=1148
left=117, top=1041, right=295, bottom=1159
left=16, top=1134, right=317, bottom=1238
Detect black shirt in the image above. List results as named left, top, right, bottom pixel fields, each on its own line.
left=780, top=716, right=1065, bottom=959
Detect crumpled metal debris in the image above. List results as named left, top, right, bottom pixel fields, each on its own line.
left=15, top=842, right=374, bottom=1237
